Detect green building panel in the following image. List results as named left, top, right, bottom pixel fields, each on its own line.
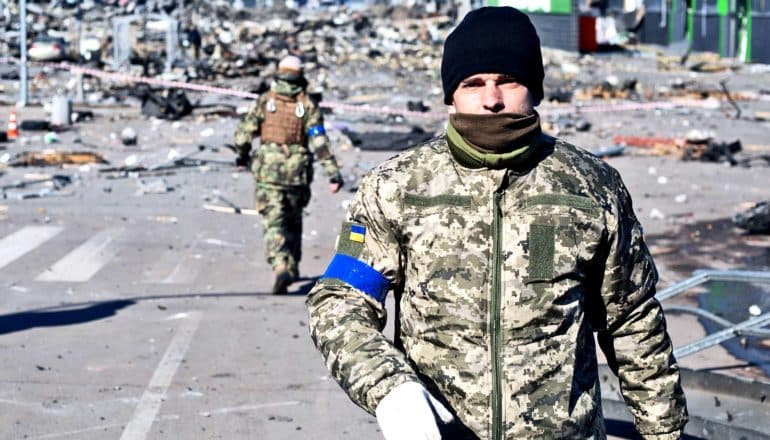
left=717, top=0, right=730, bottom=15
left=489, top=0, right=572, bottom=14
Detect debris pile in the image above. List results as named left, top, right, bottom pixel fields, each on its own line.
left=8, top=150, right=108, bottom=167
left=0, top=1, right=768, bottom=237
left=136, top=86, right=193, bottom=120
left=1, top=1, right=458, bottom=114
left=1, top=173, right=76, bottom=200
left=681, top=139, right=743, bottom=165
left=612, top=133, right=770, bottom=167
left=734, top=202, right=770, bottom=234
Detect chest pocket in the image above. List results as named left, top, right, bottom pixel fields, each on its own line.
left=401, top=192, right=478, bottom=271
left=400, top=193, right=489, bottom=314
left=521, top=194, right=603, bottom=284
left=402, top=193, right=474, bottom=233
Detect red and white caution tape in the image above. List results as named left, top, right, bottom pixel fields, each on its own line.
left=61, top=63, right=261, bottom=99
left=11, top=59, right=748, bottom=120
left=541, top=99, right=719, bottom=115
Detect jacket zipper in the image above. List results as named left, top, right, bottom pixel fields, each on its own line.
left=491, top=188, right=504, bottom=440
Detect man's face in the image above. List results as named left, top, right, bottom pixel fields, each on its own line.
left=450, top=73, right=535, bottom=115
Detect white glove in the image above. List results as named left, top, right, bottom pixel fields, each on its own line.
left=375, top=381, right=455, bottom=440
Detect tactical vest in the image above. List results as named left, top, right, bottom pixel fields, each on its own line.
left=261, top=91, right=306, bottom=145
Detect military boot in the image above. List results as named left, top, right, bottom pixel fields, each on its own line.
left=288, top=265, right=300, bottom=281
left=272, top=264, right=293, bottom=295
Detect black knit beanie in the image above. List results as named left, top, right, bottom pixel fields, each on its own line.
left=441, top=7, right=545, bottom=105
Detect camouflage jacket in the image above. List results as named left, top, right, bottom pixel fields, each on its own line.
left=307, top=134, right=688, bottom=439
left=234, top=80, right=341, bottom=187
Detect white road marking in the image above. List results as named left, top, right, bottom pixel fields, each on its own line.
left=36, top=228, right=125, bottom=282
left=119, top=311, right=202, bottom=440
left=0, top=226, right=63, bottom=270
left=36, top=422, right=129, bottom=439
left=199, top=400, right=301, bottom=417
left=0, top=397, right=69, bottom=415
left=165, top=312, right=190, bottom=320
left=202, top=238, right=243, bottom=248
left=33, top=401, right=299, bottom=439
left=35, top=415, right=180, bottom=439
left=142, top=234, right=203, bottom=284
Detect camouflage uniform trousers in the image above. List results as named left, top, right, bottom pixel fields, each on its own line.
left=254, top=183, right=310, bottom=276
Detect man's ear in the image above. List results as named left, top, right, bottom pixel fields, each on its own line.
left=447, top=104, right=457, bottom=114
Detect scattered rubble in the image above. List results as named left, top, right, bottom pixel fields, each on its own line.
left=135, top=178, right=173, bottom=195
left=9, top=150, right=108, bottom=166
left=137, top=86, right=194, bottom=120
left=543, top=113, right=592, bottom=135
left=681, top=139, right=742, bottom=165
left=574, top=77, right=641, bottom=101
left=342, top=125, right=433, bottom=151
left=612, top=134, right=770, bottom=167
left=0, top=0, right=768, bottom=244
left=1, top=173, right=75, bottom=199
left=120, top=127, right=138, bottom=145
left=591, top=145, right=625, bottom=158
left=19, top=120, right=50, bottom=131
left=98, top=145, right=228, bottom=177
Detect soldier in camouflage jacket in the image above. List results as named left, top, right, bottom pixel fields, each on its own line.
left=307, top=7, right=687, bottom=440
left=235, top=56, right=344, bottom=294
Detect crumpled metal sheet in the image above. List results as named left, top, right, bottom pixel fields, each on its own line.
left=734, top=201, right=770, bottom=234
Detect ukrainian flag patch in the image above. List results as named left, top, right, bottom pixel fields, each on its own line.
left=349, top=224, right=366, bottom=243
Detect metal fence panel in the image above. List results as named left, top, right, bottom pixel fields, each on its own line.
left=530, top=13, right=579, bottom=51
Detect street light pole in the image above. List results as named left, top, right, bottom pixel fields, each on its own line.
left=19, top=0, right=28, bottom=107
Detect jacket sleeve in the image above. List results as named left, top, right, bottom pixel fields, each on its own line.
left=304, top=100, right=342, bottom=180
left=306, top=171, right=421, bottom=414
left=234, top=99, right=262, bottom=155
left=596, top=169, right=688, bottom=439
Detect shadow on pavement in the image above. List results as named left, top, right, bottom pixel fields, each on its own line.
left=605, top=419, right=702, bottom=440
left=288, top=276, right=320, bottom=296
left=0, top=285, right=324, bottom=335
left=0, top=299, right=135, bottom=335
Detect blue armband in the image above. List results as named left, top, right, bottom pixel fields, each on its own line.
left=307, top=125, right=326, bottom=137
left=321, top=254, right=389, bottom=303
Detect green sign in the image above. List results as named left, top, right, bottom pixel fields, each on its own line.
left=490, top=0, right=572, bottom=14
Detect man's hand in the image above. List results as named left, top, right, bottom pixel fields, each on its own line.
left=375, top=382, right=455, bottom=440
left=329, top=175, right=344, bottom=194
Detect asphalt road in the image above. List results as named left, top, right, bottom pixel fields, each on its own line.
left=0, top=108, right=383, bottom=439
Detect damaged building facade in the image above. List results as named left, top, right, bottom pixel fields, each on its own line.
left=479, top=0, right=770, bottom=63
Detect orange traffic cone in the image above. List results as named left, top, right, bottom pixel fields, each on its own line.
left=7, top=109, right=19, bottom=139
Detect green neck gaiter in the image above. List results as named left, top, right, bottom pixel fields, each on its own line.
left=272, top=79, right=304, bottom=96
left=446, top=112, right=542, bottom=169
